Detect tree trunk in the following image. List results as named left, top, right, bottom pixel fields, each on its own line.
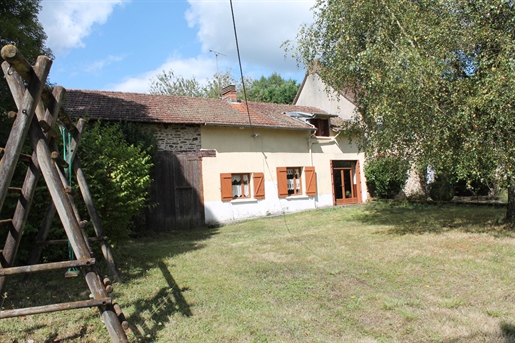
left=506, top=186, right=515, bottom=222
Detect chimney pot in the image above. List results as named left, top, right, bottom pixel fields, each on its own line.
left=221, top=85, right=237, bottom=102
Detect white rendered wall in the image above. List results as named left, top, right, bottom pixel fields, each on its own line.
left=295, top=74, right=356, bottom=120
left=201, top=126, right=367, bottom=225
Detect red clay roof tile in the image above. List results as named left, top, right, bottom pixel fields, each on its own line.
left=65, top=90, right=326, bottom=131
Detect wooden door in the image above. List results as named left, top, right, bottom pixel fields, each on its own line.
left=146, top=151, right=205, bottom=231
left=332, top=160, right=361, bottom=205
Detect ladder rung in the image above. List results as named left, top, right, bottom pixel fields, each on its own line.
left=7, top=187, right=22, bottom=194
left=0, top=148, right=32, bottom=163
left=19, top=153, right=32, bottom=162
left=37, top=236, right=107, bottom=246
left=64, top=186, right=76, bottom=196
left=50, top=151, right=69, bottom=168
left=0, top=258, right=95, bottom=276
left=0, top=219, right=12, bottom=227
left=38, top=119, right=59, bottom=139
left=0, top=297, right=111, bottom=319
left=113, top=303, right=129, bottom=330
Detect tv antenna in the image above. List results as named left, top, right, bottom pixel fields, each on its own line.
left=209, top=49, right=226, bottom=97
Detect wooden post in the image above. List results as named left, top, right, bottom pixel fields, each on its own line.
left=0, top=46, right=128, bottom=342
left=29, top=100, right=128, bottom=343
left=0, top=55, right=51, bottom=213
left=0, top=74, right=63, bottom=291
left=1, top=45, right=77, bottom=133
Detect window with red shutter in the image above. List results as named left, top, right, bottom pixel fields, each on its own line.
left=278, top=167, right=305, bottom=197
left=221, top=173, right=263, bottom=200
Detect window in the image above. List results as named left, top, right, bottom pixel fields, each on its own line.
left=277, top=166, right=317, bottom=198
left=220, top=173, right=265, bottom=201
left=233, top=174, right=250, bottom=198
left=308, top=118, right=330, bottom=137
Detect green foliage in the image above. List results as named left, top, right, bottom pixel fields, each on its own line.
left=78, top=121, right=155, bottom=241
left=429, top=174, right=455, bottom=202
left=149, top=69, right=243, bottom=98
left=246, top=72, right=299, bottom=104
left=149, top=69, right=297, bottom=104
left=149, top=70, right=206, bottom=97
left=0, top=0, right=52, bottom=115
left=365, top=156, right=409, bottom=199
left=290, top=0, right=515, bottom=217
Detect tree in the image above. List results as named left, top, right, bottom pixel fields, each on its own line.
left=290, top=0, right=515, bottom=220
left=246, top=73, right=299, bottom=104
left=0, top=0, right=52, bottom=116
left=149, top=70, right=206, bottom=97
left=149, top=69, right=242, bottom=98
left=150, top=69, right=298, bottom=105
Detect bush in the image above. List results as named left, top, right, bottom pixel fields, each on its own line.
left=428, top=174, right=455, bottom=201
left=454, top=178, right=490, bottom=197
left=77, top=120, right=155, bottom=241
left=365, top=156, right=410, bottom=199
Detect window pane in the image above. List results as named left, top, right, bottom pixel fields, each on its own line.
left=333, top=161, right=353, bottom=168
left=232, top=175, right=240, bottom=197
left=231, top=174, right=251, bottom=198
left=286, top=168, right=302, bottom=195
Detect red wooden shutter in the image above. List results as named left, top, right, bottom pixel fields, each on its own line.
left=277, top=167, right=288, bottom=198
left=305, top=166, right=317, bottom=196
left=220, top=173, right=233, bottom=201
left=254, top=173, right=265, bottom=199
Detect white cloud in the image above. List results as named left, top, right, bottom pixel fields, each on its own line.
left=84, top=54, right=127, bottom=73
left=39, top=0, right=315, bottom=92
left=39, top=0, right=128, bottom=56
left=185, top=0, right=315, bottom=77
left=110, top=1, right=316, bottom=93
left=110, top=55, right=216, bottom=93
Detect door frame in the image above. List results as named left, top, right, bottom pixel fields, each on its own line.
left=331, top=160, right=362, bottom=205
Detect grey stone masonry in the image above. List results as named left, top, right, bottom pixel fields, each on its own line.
left=149, top=124, right=201, bottom=152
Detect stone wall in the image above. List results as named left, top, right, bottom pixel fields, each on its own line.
left=149, top=124, right=201, bottom=152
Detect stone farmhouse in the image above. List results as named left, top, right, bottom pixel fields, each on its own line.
left=65, top=86, right=367, bottom=230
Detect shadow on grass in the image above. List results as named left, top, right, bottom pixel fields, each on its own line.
left=113, top=227, right=219, bottom=282
left=353, top=201, right=514, bottom=238
left=127, top=261, right=192, bottom=342
left=43, top=325, right=87, bottom=342
left=501, top=322, right=515, bottom=343
left=438, top=322, right=515, bottom=343
left=111, top=227, right=218, bottom=341
left=0, top=227, right=218, bottom=342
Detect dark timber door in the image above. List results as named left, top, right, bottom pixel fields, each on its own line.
left=147, top=151, right=205, bottom=231
left=332, top=160, right=362, bottom=205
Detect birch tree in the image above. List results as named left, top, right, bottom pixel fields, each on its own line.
left=290, top=0, right=515, bottom=220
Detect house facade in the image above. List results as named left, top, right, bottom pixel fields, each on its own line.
left=66, top=89, right=366, bottom=230
left=293, top=68, right=357, bottom=120
left=293, top=66, right=425, bottom=199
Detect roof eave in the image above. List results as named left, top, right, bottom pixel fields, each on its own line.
left=203, top=122, right=313, bottom=131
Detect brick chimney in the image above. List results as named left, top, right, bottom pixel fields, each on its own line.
left=221, top=85, right=237, bottom=102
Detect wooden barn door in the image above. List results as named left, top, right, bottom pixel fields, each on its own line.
left=147, top=151, right=205, bottom=231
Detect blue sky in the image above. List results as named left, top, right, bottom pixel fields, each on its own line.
left=38, top=0, right=316, bottom=94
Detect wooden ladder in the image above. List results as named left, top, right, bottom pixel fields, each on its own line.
left=0, top=45, right=128, bottom=342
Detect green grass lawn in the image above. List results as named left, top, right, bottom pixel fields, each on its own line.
left=1, top=202, right=515, bottom=342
